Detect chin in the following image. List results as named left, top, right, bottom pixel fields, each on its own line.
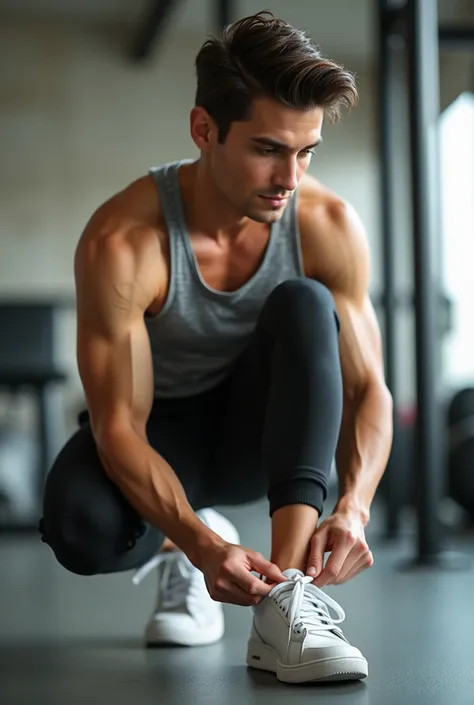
left=245, top=207, right=286, bottom=224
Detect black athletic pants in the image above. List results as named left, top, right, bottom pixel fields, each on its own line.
left=39, top=279, right=343, bottom=576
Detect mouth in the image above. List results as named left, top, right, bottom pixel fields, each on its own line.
left=259, top=195, right=288, bottom=207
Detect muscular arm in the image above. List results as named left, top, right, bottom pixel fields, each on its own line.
left=303, top=196, right=393, bottom=524
left=74, top=220, right=219, bottom=565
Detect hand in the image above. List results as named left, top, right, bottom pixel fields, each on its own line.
left=306, top=510, right=374, bottom=587
left=200, top=541, right=287, bottom=607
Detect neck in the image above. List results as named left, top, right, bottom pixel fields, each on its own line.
left=181, top=159, right=252, bottom=241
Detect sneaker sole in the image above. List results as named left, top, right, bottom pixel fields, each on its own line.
left=246, top=638, right=368, bottom=683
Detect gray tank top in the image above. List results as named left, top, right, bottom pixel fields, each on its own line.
left=146, top=160, right=305, bottom=398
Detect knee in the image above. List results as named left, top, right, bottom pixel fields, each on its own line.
left=265, top=279, right=340, bottom=330
left=39, top=495, right=134, bottom=576
left=39, top=509, right=104, bottom=576
left=270, top=278, right=334, bottom=310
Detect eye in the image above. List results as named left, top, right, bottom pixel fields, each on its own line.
left=300, top=149, right=315, bottom=157
left=258, top=148, right=277, bottom=156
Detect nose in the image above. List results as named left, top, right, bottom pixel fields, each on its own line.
left=274, top=158, right=299, bottom=193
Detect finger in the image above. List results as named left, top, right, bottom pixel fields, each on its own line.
left=233, top=573, right=272, bottom=598
left=325, top=543, right=366, bottom=585
left=248, top=552, right=287, bottom=586
left=212, top=578, right=263, bottom=607
left=231, top=564, right=277, bottom=599
left=335, top=544, right=371, bottom=583
left=306, top=528, right=329, bottom=579
left=336, top=551, right=374, bottom=585
left=313, top=535, right=356, bottom=588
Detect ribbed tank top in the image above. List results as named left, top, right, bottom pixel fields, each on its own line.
left=146, top=160, right=305, bottom=398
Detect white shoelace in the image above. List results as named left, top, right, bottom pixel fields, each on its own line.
left=272, top=575, right=346, bottom=646
left=132, top=552, right=202, bottom=612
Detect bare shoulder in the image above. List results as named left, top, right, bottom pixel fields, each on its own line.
left=297, top=173, right=370, bottom=296
left=74, top=177, right=166, bottom=320
left=77, top=174, right=163, bottom=254
left=75, top=175, right=166, bottom=309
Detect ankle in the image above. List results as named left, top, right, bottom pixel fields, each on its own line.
left=270, top=504, right=318, bottom=575
left=271, top=553, right=308, bottom=575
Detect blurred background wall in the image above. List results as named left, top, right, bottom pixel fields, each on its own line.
left=0, top=0, right=473, bottom=439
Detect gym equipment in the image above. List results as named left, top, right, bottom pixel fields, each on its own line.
left=0, top=301, right=68, bottom=532
left=0, top=424, right=38, bottom=523
left=447, top=387, right=474, bottom=518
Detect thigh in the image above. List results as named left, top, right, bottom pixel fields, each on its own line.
left=146, top=389, right=219, bottom=507
left=210, top=333, right=270, bottom=506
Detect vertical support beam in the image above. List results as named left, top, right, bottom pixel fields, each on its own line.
left=377, top=0, right=402, bottom=538
left=405, top=0, right=444, bottom=561
left=215, top=0, right=235, bottom=31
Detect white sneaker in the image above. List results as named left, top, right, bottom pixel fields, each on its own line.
left=246, top=569, right=368, bottom=683
left=132, top=509, right=240, bottom=647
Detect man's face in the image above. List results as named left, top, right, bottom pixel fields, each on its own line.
left=195, top=97, right=324, bottom=223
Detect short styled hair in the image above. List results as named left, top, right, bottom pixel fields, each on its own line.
left=194, top=11, right=359, bottom=143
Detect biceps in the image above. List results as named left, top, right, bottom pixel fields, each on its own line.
left=77, top=319, right=154, bottom=440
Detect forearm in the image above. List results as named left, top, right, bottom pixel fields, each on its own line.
left=97, top=429, right=222, bottom=566
left=334, top=382, right=393, bottom=523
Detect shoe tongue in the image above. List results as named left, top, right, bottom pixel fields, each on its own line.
left=281, top=568, right=305, bottom=580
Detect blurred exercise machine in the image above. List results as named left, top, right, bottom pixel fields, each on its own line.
left=0, top=302, right=68, bottom=533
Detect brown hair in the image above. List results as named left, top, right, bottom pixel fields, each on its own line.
left=195, top=11, right=359, bottom=143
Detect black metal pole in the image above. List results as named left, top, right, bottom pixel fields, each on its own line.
left=405, top=0, right=444, bottom=562
left=215, top=0, right=234, bottom=30
left=130, top=0, right=182, bottom=62
left=377, top=0, right=402, bottom=538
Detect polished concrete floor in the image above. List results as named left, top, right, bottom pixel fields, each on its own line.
left=1, top=497, right=474, bottom=705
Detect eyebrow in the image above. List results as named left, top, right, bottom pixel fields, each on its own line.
left=250, top=137, right=323, bottom=151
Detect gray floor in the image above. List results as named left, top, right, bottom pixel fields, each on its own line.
left=1, top=498, right=474, bottom=705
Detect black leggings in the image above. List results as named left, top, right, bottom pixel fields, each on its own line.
left=39, top=279, right=343, bottom=576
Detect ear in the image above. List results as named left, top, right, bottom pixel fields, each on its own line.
left=190, top=106, right=217, bottom=152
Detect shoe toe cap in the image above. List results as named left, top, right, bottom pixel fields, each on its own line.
left=302, top=643, right=365, bottom=664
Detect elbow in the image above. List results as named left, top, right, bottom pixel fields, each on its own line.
left=93, top=419, right=130, bottom=461
left=93, top=423, right=137, bottom=485
left=92, top=424, right=121, bottom=477
left=348, top=376, right=393, bottom=420
left=367, top=378, right=393, bottom=412
left=386, top=386, right=394, bottom=413
left=367, top=380, right=394, bottom=436
left=345, top=372, right=392, bottom=406
left=375, top=380, right=393, bottom=411
left=95, top=425, right=119, bottom=459
left=381, top=382, right=394, bottom=415
left=94, top=418, right=146, bottom=461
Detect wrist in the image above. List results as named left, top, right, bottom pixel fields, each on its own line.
left=183, top=521, right=226, bottom=569
left=334, top=496, right=371, bottom=526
